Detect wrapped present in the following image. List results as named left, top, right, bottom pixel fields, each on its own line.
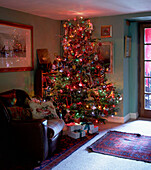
left=80, top=122, right=94, bottom=133
left=68, top=129, right=86, bottom=139
left=89, top=126, right=98, bottom=134
left=66, top=122, right=81, bottom=132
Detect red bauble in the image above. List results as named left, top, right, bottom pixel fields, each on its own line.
left=104, top=110, right=108, bottom=115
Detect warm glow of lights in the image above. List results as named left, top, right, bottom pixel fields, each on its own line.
left=67, top=105, right=70, bottom=109
left=98, top=105, right=101, bottom=109
left=48, top=17, right=122, bottom=124
left=66, top=85, right=70, bottom=89
left=79, top=82, right=83, bottom=86
left=57, top=58, right=61, bottom=61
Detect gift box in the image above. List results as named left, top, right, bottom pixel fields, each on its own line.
left=66, top=122, right=81, bottom=132
left=89, top=124, right=94, bottom=130
left=80, top=122, right=94, bottom=132
left=68, top=130, right=86, bottom=139
left=89, top=126, right=98, bottom=134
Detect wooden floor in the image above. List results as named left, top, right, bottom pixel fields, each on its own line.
left=97, top=117, right=151, bottom=132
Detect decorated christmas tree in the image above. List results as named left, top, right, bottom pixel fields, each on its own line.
left=47, top=17, right=122, bottom=123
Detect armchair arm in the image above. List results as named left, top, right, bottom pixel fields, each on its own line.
left=10, top=119, right=48, bottom=162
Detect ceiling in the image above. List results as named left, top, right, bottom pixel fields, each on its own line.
left=0, top=0, right=151, bottom=20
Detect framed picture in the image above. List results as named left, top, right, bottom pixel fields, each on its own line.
left=124, top=36, right=131, bottom=57
left=0, top=20, right=33, bottom=72
left=101, top=25, right=112, bottom=38
left=99, top=41, right=113, bottom=73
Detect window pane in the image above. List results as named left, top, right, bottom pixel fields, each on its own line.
left=145, top=78, right=151, bottom=92
left=145, top=94, right=151, bottom=110
left=145, top=61, right=151, bottom=76
left=144, top=45, right=151, bottom=60
left=144, top=28, right=151, bottom=43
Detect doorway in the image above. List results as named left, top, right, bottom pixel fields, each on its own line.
left=139, top=23, right=151, bottom=118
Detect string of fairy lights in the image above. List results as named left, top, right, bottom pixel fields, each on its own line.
left=46, top=17, right=122, bottom=123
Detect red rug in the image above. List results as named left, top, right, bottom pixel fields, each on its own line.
left=34, top=133, right=97, bottom=169
left=88, top=130, right=151, bottom=163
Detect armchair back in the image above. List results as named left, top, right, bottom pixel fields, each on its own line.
left=0, top=89, right=31, bottom=124
left=0, top=89, right=49, bottom=165
left=0, top=88, right=64, bottom=167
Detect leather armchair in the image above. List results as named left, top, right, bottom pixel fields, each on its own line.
left=0, top=89, right=64, bottom=166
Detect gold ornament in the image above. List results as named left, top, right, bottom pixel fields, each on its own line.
left=72, top=65, right=76, bottom=70
left=84, top=79, right=88, bottom=83
left=63, top=104, right=66, bottom=108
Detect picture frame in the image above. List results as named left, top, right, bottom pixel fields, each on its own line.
left=101, top=25, right=112, bottom=38
left=124, top=36, right=131, bottom=57
left=0, top=20, right=33, bottom=72
left=99, top=41, right=113, bottom=73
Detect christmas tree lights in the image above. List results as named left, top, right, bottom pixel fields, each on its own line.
left=47, top=17, right=122, bottom=123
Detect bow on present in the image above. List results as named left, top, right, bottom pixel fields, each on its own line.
left=74, top=129, right=84, bottom=138
left=81, top=122, right=93, bottom=133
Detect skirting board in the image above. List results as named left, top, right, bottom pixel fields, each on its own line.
left=107, top=112, right=139, bottom=123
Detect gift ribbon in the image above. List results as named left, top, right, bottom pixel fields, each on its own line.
left=74, top=129, right=83, bottom=138
left=81, top=122, right=93, bottom=133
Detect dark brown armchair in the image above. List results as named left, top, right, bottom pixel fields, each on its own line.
left=0, top=89, right=64, bottom=167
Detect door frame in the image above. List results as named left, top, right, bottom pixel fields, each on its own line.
left=138, top=22, right=151, bottom=118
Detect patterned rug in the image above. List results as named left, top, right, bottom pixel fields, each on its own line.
left=34, top=133, right=98, bottom=169
left=88, top=130, right=151, bottom=163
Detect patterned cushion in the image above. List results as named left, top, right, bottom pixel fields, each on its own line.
left=7, top=106, right=32, bottom=120
left=29, top=98, right=59, bottom=119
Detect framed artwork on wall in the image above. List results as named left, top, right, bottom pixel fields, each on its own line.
left=0, top=20, right=33, bottom=72
left=101, top=25, right=112, bottom=38
left=99, top=41, right=113, bottom=73
left=124, top=36, right=131, bottom=57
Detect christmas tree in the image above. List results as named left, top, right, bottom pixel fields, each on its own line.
left=47, top=17, right=122, bottom=123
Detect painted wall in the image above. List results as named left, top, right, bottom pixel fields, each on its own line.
left=0, top=7, right=61, bottom=95
left=91, top=16, right=124, bottom=117
left=0, top=6, right=151, bottom=118
left=91, top=11, right=151, bottom=118
left=128, top=22, right=138, bottom=114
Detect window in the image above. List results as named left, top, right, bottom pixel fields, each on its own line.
left=144, top=28, right=151, bottom=109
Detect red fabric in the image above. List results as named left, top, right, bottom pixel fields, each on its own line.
left=7, top=106, right=31, bottom=120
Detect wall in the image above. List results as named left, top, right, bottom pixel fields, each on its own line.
left=90, top=11, right=151, bottom=120
left=128, top=22, right=138, bottom=114
left=0, top=6, right=151, bottom=120
left=0, top=7, right=61, bottom=95
left=91, top=16, right=124, bottom=117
